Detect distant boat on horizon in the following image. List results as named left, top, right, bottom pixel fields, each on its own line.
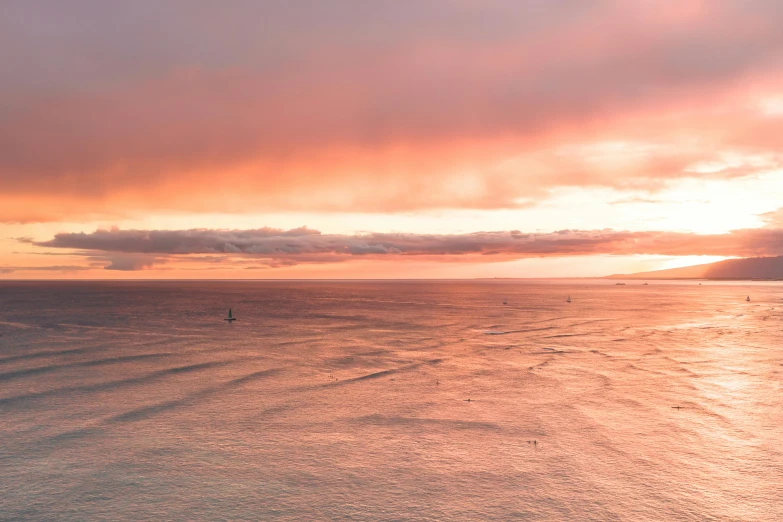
left=615, top=282, right=625, bottom=285
left=566, top=295, right=571, bottom=303
left=643, top=282, right=648, bottom=285
left=225, top=308, right=236, bottom=322
left=503, top=298, right=507, bottom=305
left=746, top=296, right=750, bottom=302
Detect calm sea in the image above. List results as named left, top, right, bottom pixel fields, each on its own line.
left=1, top=280, right=781, bottom=521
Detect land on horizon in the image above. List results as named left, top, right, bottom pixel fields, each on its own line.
left=607, top=255, right=783, bottom=280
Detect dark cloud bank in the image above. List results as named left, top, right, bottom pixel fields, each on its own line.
left=29, top=226, right=783, bottom=270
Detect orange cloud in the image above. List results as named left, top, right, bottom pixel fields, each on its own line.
left=2, top=2, right=783, bottom=221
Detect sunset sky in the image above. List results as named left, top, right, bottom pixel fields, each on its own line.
left=2, top=0, right=783, bottom=278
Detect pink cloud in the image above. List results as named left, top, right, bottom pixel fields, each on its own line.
left=2, top=2, right=783, bottom=220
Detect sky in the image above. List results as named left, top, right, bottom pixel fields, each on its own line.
left=2, top=0, right=783, bottom=279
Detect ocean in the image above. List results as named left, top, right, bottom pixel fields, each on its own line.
left=1, top=280, right=781, bottom=521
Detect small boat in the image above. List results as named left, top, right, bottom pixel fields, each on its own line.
left=503, top=298, right=507, bottom=305
left=746, top=296, right=750, bottom=302
left=643, top=282, right=648, bottom=285
left=615, top=282, right=625, bottom=285
left=225, top=308, right=236, bottom=322
left=566, top=295, right=571, bottom=303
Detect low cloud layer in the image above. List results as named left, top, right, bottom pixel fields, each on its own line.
left=0, top=265, right=90, bottom=274
left=28, top=226, right=783, bottom=270
left=2, top=1, right=783, bottom=220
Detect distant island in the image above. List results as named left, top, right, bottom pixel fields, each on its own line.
left=607, top=256, right=783, bottom=280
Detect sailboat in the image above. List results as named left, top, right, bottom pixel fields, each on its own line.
left=503, top=298, right=508, bottom=305
left=566, top=295, right=571, bottom=303
left=225, top=308, right=236, bottom=322
left=746, top=296, right=750, bottom=302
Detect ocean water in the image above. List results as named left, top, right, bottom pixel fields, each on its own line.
left=0, top=280, right=781, bottom=521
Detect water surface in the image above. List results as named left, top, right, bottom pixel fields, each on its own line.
left=1, top=280, right=781, bottom=520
